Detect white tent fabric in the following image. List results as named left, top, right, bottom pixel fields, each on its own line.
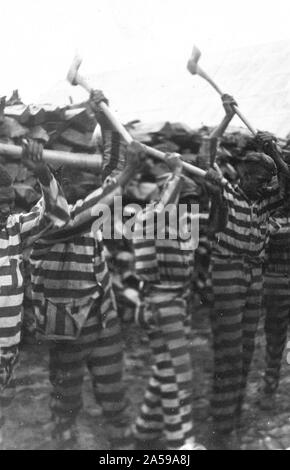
left=38, top=40, right=290, bottom=138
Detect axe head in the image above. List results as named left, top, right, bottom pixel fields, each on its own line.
left=187, top=46, right=201, bottom=75
left=67, top=55, right=83, bottom=86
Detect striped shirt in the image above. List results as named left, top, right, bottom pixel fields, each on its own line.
left=0, top=177, right=69, bottom=348
left=97, top=111, right=125, bottom=180
left=265, top=214, right=290, bottom=274
left=212, top=181, right=283, bottom=260
left=30, top=180, right=122, bottom=339
left=30, top=119, right=124, bottom=340
left=132, top=174, right=196, bottom=286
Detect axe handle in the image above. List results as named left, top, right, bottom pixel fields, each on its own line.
left=74, top=72, right=135, bottom=145
left=197, top=66, right=224, bottom=96
left=97, top=100, right=208, bottom=179
left=99, top=102, right=134, bottom=144
left=141, top=143, right=229, bottom=186
left=197, top=66, right=256, bottom=136
left=142, top=144, right=207, bottom=178
left=0, top=142, right=102, bottom=171
left=75, top=73, right=210, bottom=180
left=74, top=74, right=102, bottom=143
left=233, top=106, right=256, bottom=136
left=75, top=74, right=93, bottom=95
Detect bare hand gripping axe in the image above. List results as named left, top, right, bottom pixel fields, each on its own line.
left=66, top=55, right=209, bottom=180
left=187, top=46, right=256, bottom=136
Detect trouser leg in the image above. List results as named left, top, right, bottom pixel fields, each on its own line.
left=239, top=265, right=263, bottom=413
left=135, top=291, right=193, bottom=448
left=0, top=346, right=19, bottom=445
left=87, top=316, right=129, bottom=428
left=49, top=319, right=97, bottom=437
left=210, top=259, right=245, bottom=434
left=263, top=275, right=290, bottom=393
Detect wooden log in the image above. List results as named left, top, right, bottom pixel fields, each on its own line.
left=64, top=107, right=95, bottom=132
left=61, top=128, right=95, bottom=151
left=0, top=142, right=102, bottom=171
left=0, top=117, right=29, bottom=138
left=28, top=126, right=50, bottom=143
left=0, top=97, right=6, bottom=124
left=41, top=104, right=66, bottom=121
left=5, top=104, right=30, bottom=124
left=27, top=105, right=46, bottom=126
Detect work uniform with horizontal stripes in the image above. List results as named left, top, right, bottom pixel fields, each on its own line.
left=0, top=175, right=69, bottom=433
left=263, top=214, right=290, bottom=395
left=30, top=145, right=130, bottom=439
left=208, top=180, right=282, bottom=433
left=132, top=173, right=197, bottom=449
left=97, top=111, right=126, bottom=181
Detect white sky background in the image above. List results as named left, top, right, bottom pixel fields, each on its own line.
left=1, top=0, right=290, bottom=126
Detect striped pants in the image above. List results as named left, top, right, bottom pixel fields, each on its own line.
left=209, top=256, right=263, bottom=433
left=0, top=346, right=19, bottom=434
left=134, top=286, right=194, bottom=449
left=49, top=312, right=128, bottom=431
left=263, top=273, right=290, bottom=394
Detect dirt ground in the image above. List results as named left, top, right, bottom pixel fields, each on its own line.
left=2, top=304, right=290, bottom=450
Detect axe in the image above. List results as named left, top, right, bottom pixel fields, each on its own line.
left=187, top=46, right=290, bottom=176
left=187, top=46, right=256, bottom=136
left=66, top=55, right=211, bottom=181
left=0, top=142, right=102, bottom=171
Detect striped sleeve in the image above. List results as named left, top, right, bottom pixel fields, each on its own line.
left=265, top=182, right=284, bottom=215
left=155, top=174, right=183, bottom=212
left=133, top=173, right=183, bottom=282
left=18, top=175, right=70, bottom=242
left=67, top=180, right=122, bottom=228
left=134, top=173, right=182, bottom=240
left=222, top=181, right=238, bottom=202
left=97, top=111, right=125, bottom=181
left=268, top=215, right=281, bottom=235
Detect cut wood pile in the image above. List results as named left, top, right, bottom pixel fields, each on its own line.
left=0, top=90, right=98, bottom=211
left=2, top=90, right=289, bottom=211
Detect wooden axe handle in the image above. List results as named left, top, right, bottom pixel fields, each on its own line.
left=74, top=75, right=135, bottom=145
left=74, top=71, right=213, bottom=180
left=233, top=107, right=256, bottom=136
left=97, top=103, right=208, bottom=179
left=75, top=74, right=93, bottom=95
left=0, top=142, right=102, bottom=171
left=197, top=66, right=256, bottom=136
left=99, top=102, right=134, bottom=144
left=197, top=66, right=224, bottom=96
left=77, top=79, right=208, bottom=179
left=139, top=143, right=207, bottom=178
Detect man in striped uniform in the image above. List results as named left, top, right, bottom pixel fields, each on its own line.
left=30, top=91, right=145, bottom=448
left=259, top=212, right=290, bottom=409
left=132, top=153, right=213, bottom=450
left=256, top=139, right=290, bottom=409
left=206, top=127, right=288, bottom=448
left=0, top=141, right=69, bottom=444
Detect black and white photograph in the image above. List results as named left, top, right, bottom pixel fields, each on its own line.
left=1, top=0, right=290, bottom=452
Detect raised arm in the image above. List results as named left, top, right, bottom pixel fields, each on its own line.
left=18, top=140, right=69, bottom=242
left=67, top=140, right=146, bottom=228
left=89, top=89, right=125, bottom=181
left=154, top=153, right=183, bottom=212
left=203, top=94, right=237, bottom=167
left=253, top=131, right=290, bottom=178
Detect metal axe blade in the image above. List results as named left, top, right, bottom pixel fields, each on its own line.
left=187, top=45, right=201, bottom=75
left=187, top=44, right=256, bottom=135
left=67, top=55, right=83, bottom=86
